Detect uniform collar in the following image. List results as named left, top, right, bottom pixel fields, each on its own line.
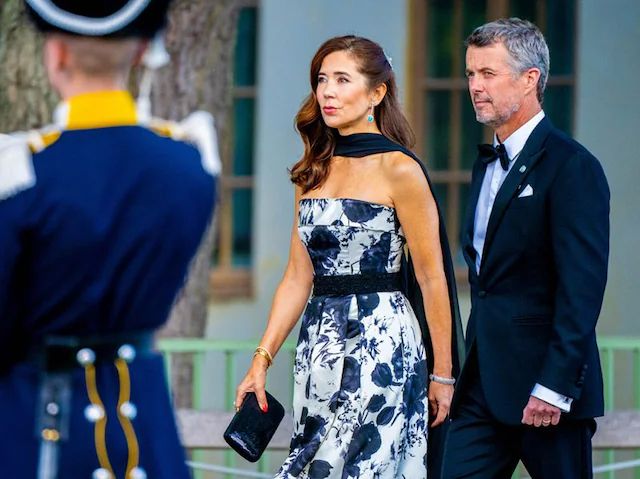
left=53, top=90, right=138, bottom=130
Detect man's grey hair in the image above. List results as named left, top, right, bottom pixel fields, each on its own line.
left=465, top=18, right=550, bottom=104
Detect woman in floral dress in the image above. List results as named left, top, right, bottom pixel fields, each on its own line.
left=236, top=35, right=464, bottom=478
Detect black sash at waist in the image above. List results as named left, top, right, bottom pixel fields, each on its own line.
left=26, top=330, right=154, bottom=372
left=312, top=272, right=403, bottom=297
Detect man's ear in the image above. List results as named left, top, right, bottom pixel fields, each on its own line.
left=43, top=36, right=70, bottom=84
left=523, top=67, right=541, bottom=97
left=132, top=39, right=150, bottom=67
left=43, top=37, right=58, bottom=71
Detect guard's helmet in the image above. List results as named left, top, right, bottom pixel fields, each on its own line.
left=25, top=0, right=171, bottom=38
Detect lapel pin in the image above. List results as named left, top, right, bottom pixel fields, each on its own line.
left=519, top=165, right=526, bottom=173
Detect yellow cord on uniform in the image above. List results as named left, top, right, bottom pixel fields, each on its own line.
left=84, top=364, right=115, bottom=475
left=115, top=358, right=140, bottom=477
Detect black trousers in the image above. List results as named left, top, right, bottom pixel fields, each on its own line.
left=441, top=351, right=596, bottom=479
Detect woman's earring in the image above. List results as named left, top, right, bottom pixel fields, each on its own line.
left=367, top=103, right=374, bottom=123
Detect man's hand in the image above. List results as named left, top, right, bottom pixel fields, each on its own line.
left=521, top=395, right=561, bottom=427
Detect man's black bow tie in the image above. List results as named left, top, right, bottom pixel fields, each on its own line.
left=478, top=143, right=510, bottom=171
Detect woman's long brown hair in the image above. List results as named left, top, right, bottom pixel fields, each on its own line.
left=290, top=35, right=416, bottom=193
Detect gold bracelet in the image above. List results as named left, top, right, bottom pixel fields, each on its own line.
left=254, top=346, right=273, bottom=368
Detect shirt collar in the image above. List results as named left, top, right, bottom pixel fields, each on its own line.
left=53, top=90, right=138, bottom=130
left=493, top=110, right=545, bottom=162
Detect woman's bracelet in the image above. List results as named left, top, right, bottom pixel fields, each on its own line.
left=429, top=373, right=456, bottom=385
left=254, top=346, right=273, bottom=368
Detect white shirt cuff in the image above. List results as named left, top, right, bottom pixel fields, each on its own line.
left=531, top=383, right=572, bottom=412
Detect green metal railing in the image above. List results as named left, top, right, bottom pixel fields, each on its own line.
left=157, top=339, right=297, bottom=478
left=157, top=337, right=640, bottom=479
left=157, top=339, right=297, bottom=411
left=598, top=337, right=640, bottom=479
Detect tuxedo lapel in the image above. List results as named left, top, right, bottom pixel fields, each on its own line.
left=462, top=158, right=486, bottom=274
left=480, top=118, right=552, bottom=274
left=464, top=158, right=486, bottom=241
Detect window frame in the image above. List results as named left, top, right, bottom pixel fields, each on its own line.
left=210, top=0, right=260, bottom=300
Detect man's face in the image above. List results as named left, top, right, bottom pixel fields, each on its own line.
left=465, top=42, right=527, bottom=129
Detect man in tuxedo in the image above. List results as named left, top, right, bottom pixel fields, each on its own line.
left=441, top=18, right=609, bottom=478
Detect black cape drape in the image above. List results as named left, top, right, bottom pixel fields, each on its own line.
left=334, top=132, right=466, bottom=479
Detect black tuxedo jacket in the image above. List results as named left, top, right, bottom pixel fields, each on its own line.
left=457, top=117, right=610, bottom=425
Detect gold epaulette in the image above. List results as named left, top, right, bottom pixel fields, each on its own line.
left=25, top=125, right=63, bottom=153
left=147, top=112, right=221, bottom=176
left=147, top=118, right=186, bottom=140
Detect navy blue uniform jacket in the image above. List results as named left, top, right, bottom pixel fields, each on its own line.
left=0, top=91, right=216, bottom=478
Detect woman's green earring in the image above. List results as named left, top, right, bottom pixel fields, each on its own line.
left=367, top=103, right=374, bottom=123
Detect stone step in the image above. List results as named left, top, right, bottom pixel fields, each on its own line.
left=176, top=409, right=640, bottom=450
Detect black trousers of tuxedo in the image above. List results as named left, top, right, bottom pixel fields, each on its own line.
left=441, top=349, right=596, bottom=479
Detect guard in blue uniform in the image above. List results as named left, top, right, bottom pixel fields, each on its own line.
left=0, top=1, right=217, bottom=478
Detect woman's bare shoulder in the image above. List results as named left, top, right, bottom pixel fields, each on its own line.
left=382, top=150, right=427, bottom=185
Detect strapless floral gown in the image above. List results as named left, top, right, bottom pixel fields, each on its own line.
left=275, top=198, right=428, bottom=479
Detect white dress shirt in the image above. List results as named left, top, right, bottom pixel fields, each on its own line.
left=472, top=110, right=572, bottom=413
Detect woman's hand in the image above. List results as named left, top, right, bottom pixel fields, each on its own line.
left=234, top=354, right=270, bottom=413
left=428, top=381, right=454, bottom=427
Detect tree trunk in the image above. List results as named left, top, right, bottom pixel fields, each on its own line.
left=153, top=0, right=241, bottom=409
left=0, top=0, right=57, bottom=131
left=0, top=0, right=241, bottom=409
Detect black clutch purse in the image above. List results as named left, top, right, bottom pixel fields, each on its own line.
left=223, top=391, right=285, bottom=462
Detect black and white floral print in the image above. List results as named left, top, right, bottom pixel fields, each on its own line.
left=275, top=198, right=428, bottom=479
left=298, top=198, right=405, bottom=276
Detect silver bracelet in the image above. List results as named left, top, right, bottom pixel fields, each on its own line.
left=429, top=374, right=456, bottom=385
